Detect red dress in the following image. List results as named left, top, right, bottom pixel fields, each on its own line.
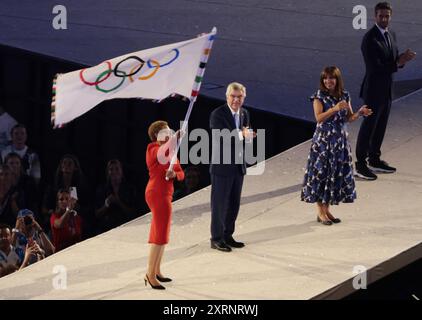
left=145, top=141, right=184, bottom=245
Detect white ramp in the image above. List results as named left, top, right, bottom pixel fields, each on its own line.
left=0, top=91, right=421, bottom=300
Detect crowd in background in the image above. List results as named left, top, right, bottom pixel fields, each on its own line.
left=0, top=109, right=201, bottom=278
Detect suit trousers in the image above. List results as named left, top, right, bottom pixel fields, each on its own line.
left=210, top=173, right=244, bottom=242
left=356, top=98, right=392, bottom=164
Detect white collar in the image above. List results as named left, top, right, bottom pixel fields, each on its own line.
left=375, top=23, right=389, bottom=35
left=227, top=104, right=240, bottom=116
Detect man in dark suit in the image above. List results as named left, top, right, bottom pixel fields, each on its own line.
left=355, top=2, right=416, bottom=180
left=209, top=82, right=252, bottom=252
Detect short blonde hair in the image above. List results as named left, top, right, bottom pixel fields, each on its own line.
left=226, top=82, right=246, bottom=97
left=148, top=120, right=168, bottom=142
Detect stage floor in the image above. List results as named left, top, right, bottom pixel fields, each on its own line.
left=0, top=90, right=421, bottom=300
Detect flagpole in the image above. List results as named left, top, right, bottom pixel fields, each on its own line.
left=166, top=27, right=217, bottom=179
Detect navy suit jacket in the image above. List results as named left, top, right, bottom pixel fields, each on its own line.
left=360, top=25, right=400, bottom=104
left=209, top=104, right=250, bottom=176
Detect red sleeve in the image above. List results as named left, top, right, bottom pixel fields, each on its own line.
left=174, top=160, right=185, bottom=181
left=157, top=138, right=179, bottom=168
left=146, top=143, right=159, bottom=167
left=147, top=142, right=171, bottom=170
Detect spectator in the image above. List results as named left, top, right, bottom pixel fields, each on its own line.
left=95, top=159, right=138, bottom=234
left=173, top=166, right=201, bottom=201
left=0, top=224, right=22, bottom=277
left=42, top=154, right=93, bottom=238
left=50, top=189, right=82, bottom=252
left=4, top=153, right=39, bottom=215
left=12, top=209, right=55, bottom=266
left=1, top=124, right=41, bottom=184
left=0, top=164, right=18, bottom=227
left=0, top=106, right=17, bottom=155
left=0, top=223, right=36, bottom=277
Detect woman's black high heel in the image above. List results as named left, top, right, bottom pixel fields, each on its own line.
left=144, top=274, right=165, bottom=290
left=317, top=216, right=333, bottom=225
left=156, top=275, right=172, bottom=282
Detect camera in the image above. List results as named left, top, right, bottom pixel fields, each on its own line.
left=23, top=215, right=33, bottom=226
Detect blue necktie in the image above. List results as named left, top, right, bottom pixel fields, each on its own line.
left=233, top=113, right=239, bottom=129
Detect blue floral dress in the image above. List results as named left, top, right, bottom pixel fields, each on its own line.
left=301, top=90, right=356, bottom=205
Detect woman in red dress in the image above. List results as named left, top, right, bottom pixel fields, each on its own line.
left=144, top=121, right=184, bottom=290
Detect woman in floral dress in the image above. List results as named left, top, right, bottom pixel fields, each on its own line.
left=301, top=66, right=373, bottom=225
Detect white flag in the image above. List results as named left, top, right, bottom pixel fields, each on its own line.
left=52, top=28, right=216, bottom=126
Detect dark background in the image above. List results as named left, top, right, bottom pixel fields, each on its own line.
left=1, top=0, right=421, bottom=120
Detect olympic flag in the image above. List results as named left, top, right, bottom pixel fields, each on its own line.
left=52, top=28, right=216, bottom=127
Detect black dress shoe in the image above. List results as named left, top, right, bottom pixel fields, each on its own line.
left=210, top=240, right=232, bottom=252
left=156, top=275, right=172, bottom=282
left=225, top=237, right=245, bottom=248
left=368, top=159, right=396, bottom=173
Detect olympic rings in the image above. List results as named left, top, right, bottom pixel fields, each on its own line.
left=129, top=59, right=160, bottom=82
left=113, top=56, right=145, bottom=78
left=147, top=49, right=179, bottom=68
left=79, top=61, right=112, bottom=86
left=80, top=48, right=180, bottom=93
left=95, top=69, right=126, bottom=93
